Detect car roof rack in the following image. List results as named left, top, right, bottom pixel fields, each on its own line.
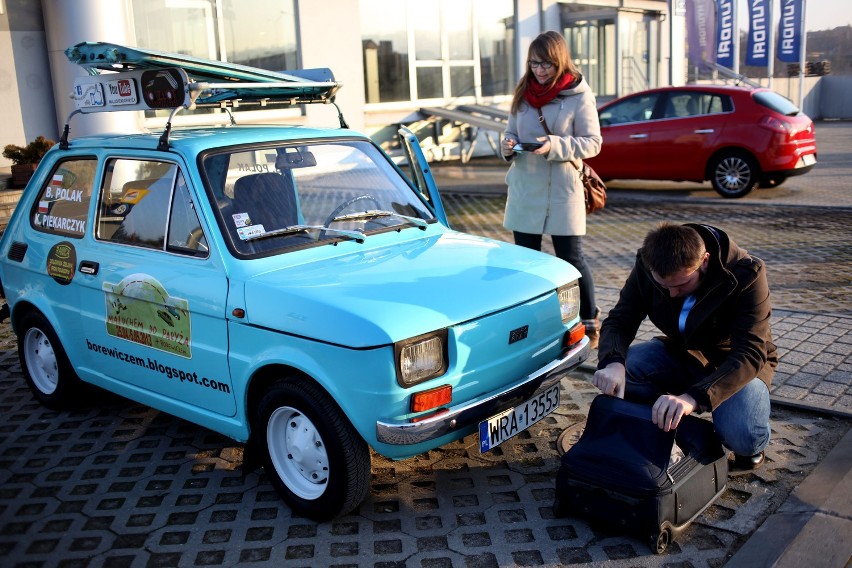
left=61, top=42, right=348, bottom=151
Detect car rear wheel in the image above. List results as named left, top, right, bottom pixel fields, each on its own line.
left=18, top=312, right=82, bottom=409
left=255, top=380, right=370, bottom=521
left=710, top=153, right=758, bottom=198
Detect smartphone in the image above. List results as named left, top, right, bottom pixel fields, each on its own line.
left=512, top=142, right=544, bottom=152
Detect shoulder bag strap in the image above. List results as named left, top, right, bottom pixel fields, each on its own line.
left=537, top=107, right=580, bottom=171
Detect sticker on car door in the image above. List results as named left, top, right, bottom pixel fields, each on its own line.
left=103, top=273, right=192, bottom=357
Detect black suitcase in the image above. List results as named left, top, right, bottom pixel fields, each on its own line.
left=553, top=394, right=728, bottom=553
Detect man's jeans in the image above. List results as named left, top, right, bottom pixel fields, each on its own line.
left=624, top=339, right=771, bottom=456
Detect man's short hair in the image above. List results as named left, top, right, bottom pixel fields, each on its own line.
left=639, top=222, right=706, bottom=278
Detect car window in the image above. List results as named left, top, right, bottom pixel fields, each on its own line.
left=31, top=159, right=96, bottom=238
left=97, top=159, right=207, bottom=256
left=599, top=93, right=661, bottom=126
left=201, top=140, right=436, bottom=257
left=662, top=92, right=729, bottom=118
left=753, top=90, right=800, bottom=116
left=167, top=172, right=208, bottom=255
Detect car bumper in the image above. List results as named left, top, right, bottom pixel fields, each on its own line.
left=375, top=337, right=590, bottom=446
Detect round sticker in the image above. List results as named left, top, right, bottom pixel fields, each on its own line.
left=46, top=241, right=77, bottom=285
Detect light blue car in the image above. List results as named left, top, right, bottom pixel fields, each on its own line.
left=0, top=42, right=590, bottom=521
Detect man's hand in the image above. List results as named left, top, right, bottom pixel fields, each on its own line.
left=592, top=362, right=626, bottom=398
left=652, top=394, right=696, bottom=431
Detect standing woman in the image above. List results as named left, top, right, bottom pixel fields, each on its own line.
left=501, top=31, right=603, bottom=347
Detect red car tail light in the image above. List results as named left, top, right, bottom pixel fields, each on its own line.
left=758, top=115, right=792, bottom=136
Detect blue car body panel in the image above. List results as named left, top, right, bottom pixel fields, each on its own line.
left=0, top=47, right=590, bottom=468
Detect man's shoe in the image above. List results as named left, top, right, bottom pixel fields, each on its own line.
left=730, top=451, right=765, bottom=472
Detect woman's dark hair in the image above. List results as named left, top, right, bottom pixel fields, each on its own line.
left=510, top=31, right=579, bottom=114
left=640, top=222, right=706, bottom=278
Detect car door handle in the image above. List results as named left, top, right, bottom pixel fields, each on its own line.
left=79, top=260, right=99, bottom=275
left=629, top=134, right=649, bottom=139
left=694, top=129, right=715, bottom=134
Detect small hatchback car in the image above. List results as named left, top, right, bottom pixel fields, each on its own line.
left=0, top=43, right=590, bottom=520
left=587, top=84, right=817, bottom=198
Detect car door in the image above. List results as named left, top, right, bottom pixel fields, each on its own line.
left=77, top=154, right=236, bottom=416
left=644, top=90, right=728, bottom=180
left=397, top=127, right=449, bottom=227
left=590, top=92, right=662, bottom=179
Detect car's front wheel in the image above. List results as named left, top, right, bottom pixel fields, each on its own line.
left=18, top=311, right=82, bottom=409
left=255, top=380, right=371, bottom=521
left=709, top=153, right=758, bottom=198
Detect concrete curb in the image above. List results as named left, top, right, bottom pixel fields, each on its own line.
left=726, top=427, right=852, bottom=567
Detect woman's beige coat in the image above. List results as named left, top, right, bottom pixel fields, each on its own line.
left=502, top=77, right=602, bottom=236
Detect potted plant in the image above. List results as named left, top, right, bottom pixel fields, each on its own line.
left=3, top=135, right=56, bottom=188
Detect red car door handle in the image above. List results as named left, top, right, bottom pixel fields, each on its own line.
left=629, top=134, right=648, bottom=139
left=694, top=129, right=715, bottom=134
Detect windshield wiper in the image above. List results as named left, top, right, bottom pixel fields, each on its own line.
left=243, top=224, right=365, bottom=243
left=327, top=210, right=429, bottom=230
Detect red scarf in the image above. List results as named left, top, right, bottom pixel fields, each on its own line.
left=523, top=73, right=578, bottom=108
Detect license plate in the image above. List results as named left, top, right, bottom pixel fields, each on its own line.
left=479, top=385, right=560, bottom=452
left=802, top=153, right=816, bottom=166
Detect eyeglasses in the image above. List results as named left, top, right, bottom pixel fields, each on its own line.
left=528, top=60, right=554, bottom=70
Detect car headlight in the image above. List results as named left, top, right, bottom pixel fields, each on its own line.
left=557, top=281, right=581, bottom=323
left=395, top=329, right=448, bottom=387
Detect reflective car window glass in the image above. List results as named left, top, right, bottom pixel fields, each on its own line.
left=706, top=95, right=724, bottom=114
left=599, top=93, right=659, bottom=125
left=167, top=172, right=208, bottom=256
left=98, top=159, right=177, bottom=250
left=753, top=90, right=800, bottom=116
left=201, top=140, right=436, bottom=257
left=664, top=92, right=715, bottom=118
left=31, top=159, right=96, bottom=238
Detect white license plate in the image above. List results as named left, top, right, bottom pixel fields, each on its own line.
left=479, top=385, right=560, bottom=452
left=802, top=153, right=816, bottom=166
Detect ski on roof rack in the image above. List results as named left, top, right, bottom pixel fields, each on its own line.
left=60, top=41, right=347, bottom=150
left=65, top=41, right=342, bottom=106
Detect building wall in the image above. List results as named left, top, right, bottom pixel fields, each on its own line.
left=297, top=0, right=366, bottom=132
left=0, top=0, right=56, bottom=161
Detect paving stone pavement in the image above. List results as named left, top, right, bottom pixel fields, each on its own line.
left=442, top=194, right=852, bottom=418
left=0, top=121, right=850, bottom=567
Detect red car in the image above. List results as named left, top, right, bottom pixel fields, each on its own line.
left=587, top=85, right=817, bottom=198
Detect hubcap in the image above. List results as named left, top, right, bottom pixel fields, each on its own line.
left=716, top=157, right=751, bottom=192
left=267, top=406, right=329, bottom=499
left=24, top=328, right=59, bottom=395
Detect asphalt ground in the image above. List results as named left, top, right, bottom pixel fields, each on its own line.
left=0, top=122, right=850, bottom=567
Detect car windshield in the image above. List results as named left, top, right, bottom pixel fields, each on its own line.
left=753, top=91, right=800, bottom=116
left=201, top=139, right=436, bottom=256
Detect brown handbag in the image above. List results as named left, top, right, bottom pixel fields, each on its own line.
left=537, top=107, right=607, bottom=214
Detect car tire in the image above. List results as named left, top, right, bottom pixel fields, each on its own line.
left=18, top=311, right=82, bottom=409
left=709, top=153, right=758, bottom=198
left=255, top=380, right=371, bottom=521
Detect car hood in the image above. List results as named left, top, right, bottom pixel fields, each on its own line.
left=241, top=231, right=579, bottom=348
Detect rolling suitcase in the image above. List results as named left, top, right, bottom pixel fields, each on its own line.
left=552, top=394, right=728, bottom=553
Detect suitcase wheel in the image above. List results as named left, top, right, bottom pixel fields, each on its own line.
left=650, top=528, right=671, bottom=554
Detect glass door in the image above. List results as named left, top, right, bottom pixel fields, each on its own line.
left=566, top=18, right=616, bottom=98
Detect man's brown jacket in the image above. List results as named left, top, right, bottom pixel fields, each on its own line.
left=597, top=223, right=777, bottom=411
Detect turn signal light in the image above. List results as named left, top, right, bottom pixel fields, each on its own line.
left=564, top=322, right=586, bottom=349
left=411, top=384, right=452, bottom=413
